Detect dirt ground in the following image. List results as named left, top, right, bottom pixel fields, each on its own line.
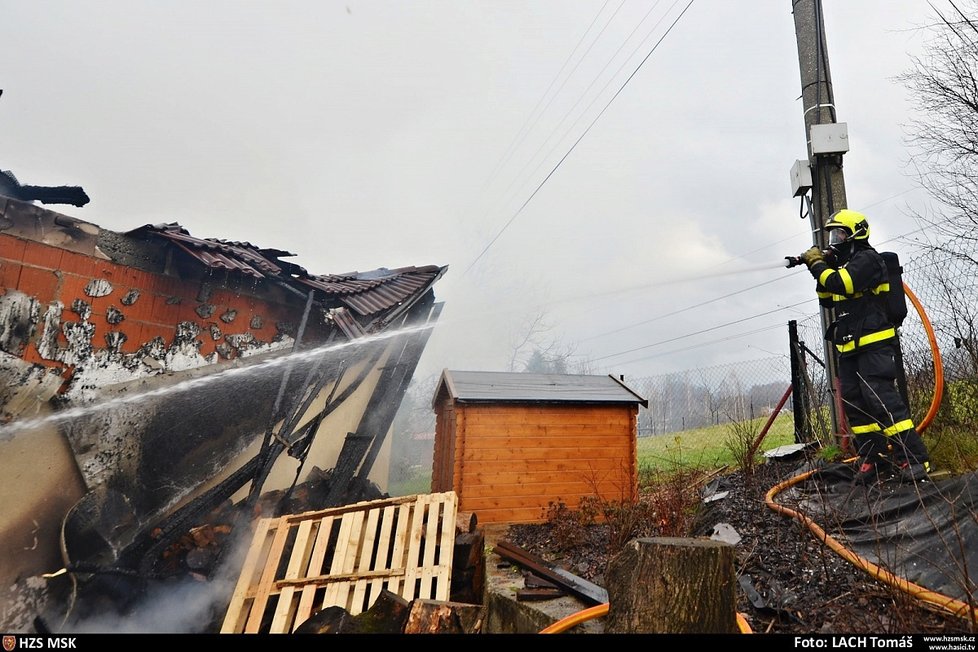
left=505, top=453, right=977, bottom=635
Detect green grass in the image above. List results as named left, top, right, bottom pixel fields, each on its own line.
left=387, top=473, right=432, bottom=497
left=637, top=413, right=797, bottom=475
left=921, top=423, right=978, bottom=475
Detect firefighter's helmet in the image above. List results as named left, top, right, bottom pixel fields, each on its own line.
left=826, top=209, right=870, bottom=242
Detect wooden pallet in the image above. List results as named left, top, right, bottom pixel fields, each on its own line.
left=221, top=491, right=459, bottom=634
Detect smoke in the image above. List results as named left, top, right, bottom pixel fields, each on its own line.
left=63, top=576, right=234, bottom=634
left=59, top=518, right=254, bottom=634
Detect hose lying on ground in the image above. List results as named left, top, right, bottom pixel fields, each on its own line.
left=764, top=465, right=976, bottom=622
left=538, top=599, right=754, bottom=633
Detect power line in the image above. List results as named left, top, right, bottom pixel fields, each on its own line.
left=597, top=322, right=789, bottom=371
left=579, top=271, right=796, bottom=342
left=480, top=0, right=615, bottom=193
left=462, top=0, right=696, bottom=277
left=589, top=298, right=812, bottom=362
left=485, top=0, right=670, bottom=221
left=576, top=198, right=929, bottom=346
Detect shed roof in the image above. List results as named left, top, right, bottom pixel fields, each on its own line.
left=433, top=370, right=648, bottom=408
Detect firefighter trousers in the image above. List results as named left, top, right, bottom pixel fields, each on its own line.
left=838, top=343, right=929, bottom=465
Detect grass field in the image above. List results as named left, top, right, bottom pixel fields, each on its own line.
left=637, top=413, right=797, bottom=475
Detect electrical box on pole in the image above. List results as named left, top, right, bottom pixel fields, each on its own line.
left=790, top=0, right=849, bottom=440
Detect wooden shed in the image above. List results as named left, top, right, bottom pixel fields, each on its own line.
left=430, top=370, right=649, bottom=524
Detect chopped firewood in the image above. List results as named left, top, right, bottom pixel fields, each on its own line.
left=293, top=590, right=410, bottom=634
left=403, top=599, right=485, bottom=634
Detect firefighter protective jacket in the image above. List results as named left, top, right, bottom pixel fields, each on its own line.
left=808, top=245, right=895, bottom=357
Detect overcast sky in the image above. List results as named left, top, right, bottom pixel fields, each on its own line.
left=1, top=1, right=942, bottom=383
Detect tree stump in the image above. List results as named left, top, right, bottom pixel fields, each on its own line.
left=604, top=537, right=737, bottom=634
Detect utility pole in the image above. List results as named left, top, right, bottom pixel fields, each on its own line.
left=790, top=0, right=848, bottom=439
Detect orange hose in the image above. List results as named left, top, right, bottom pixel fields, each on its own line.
left=736, top=611, right=753, bottom=633
left=538, top=602, right=754, bottom=634
left=765, top=466, right=977, bottom=622
left=539, top=603, right=608, bottom=634
left=903, top=281, right=944, bottom=433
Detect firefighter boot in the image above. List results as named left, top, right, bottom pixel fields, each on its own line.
left=897, top=460, right=931, bottom=483
left=852, top=460, right=881, bottom=485
left=892, top=429, right=931, bottom=483
left=852, top=435, right=890, bottom=485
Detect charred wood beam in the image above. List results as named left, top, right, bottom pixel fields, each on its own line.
left=119, top=453, right=263, bottom=576
left=356, top=298, right=442, bottom=479
left=0, top=171, right=90, bottom=207
left=493, top=540, right=609, bottom=606
left=325, top=431, right=373, bottom=502
left=17, top=185, right=90, bottom=207
left=250, top=290, right=316, bottom=504
left=269, top=289, right=317, bottom=422
left=324, top=295, right=440, bottom=507
left=244, top=342, right=385, bottom=512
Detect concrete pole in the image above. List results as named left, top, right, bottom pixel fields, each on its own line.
left=791, top=0, right=847, bottom=438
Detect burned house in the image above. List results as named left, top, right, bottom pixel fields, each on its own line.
left=0, top=185, right=446, bottom=631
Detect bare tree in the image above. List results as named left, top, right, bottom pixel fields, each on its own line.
left=898, top=1, right=978, bottom=259
left=896, top=2, right=978, bottom=432
left=506, top=309, right=587, bottom=373
left=506, top=310, right=553, bottom=372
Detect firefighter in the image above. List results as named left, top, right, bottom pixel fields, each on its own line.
left=798, top=209, right=931, bottom=484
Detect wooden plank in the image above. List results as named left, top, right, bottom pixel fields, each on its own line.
left=284, top=493, right=419, bottom=523
left=435, top=491, right=458, bottom=601
left=459, top=493, right=606, bottom=512
left=350, top=506, right=381, bottom=614
left=459, top=404, right=631, bottom=421
left=332, top=510, right=365, bottom=612
left=222, top=492, right=459, bottom=633
left=461, top=458, right=631, bottom=474
left=433, top=408, right=458, bottom=493
left=494, top=540, right=609, bottom=605
left=461, top=446, right=631, bottom=461
left=460, top=412, right=631, bottom=426
left=386, top=502, right=412, bottom=596
left=461, top=423, right=631, bottom=437
left=368, top=505, right=396, bottom=605
left=244, top=518, right=292, bottom=633
left=460, top=468, right=630, bottom=486
left=270, top=518, right=314, bottom=633
left=453, top=414, right=465, bottom=493
left=321, top=512, right=355, bottom=609
left=518, top=587, right=566, bottom=601
left=419, top=499, right=439, bottom=599
left=455, top=481, right=601, bottom=500
left=220, top=517, right=273, bottom=633
left=294, top=515, right=334, bottom=630
left=279, top=568, right=406, bottom=586
left=461, top=435, right=633, bottom=449
left=400, top=494, right=428, bottom=601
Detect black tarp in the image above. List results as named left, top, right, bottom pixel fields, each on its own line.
left=783, top=462, right=978, bottom=603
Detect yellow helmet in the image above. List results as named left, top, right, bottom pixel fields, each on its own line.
left=826, top=209, right=870, bottom=242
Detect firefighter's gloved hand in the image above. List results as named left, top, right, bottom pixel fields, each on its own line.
left=801, top=246, right=824, bottom=268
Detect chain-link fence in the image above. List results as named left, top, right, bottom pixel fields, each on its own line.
left=628, top=356, right=793, bottom=438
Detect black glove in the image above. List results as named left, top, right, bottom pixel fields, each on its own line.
left=800, top=246, right=824, bottom=268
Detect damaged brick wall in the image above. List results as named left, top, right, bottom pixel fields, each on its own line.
left=0, top=235, right=307, bottom=403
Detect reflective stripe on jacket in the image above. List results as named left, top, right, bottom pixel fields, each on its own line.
left=807, top=246, right=894, bottom=355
